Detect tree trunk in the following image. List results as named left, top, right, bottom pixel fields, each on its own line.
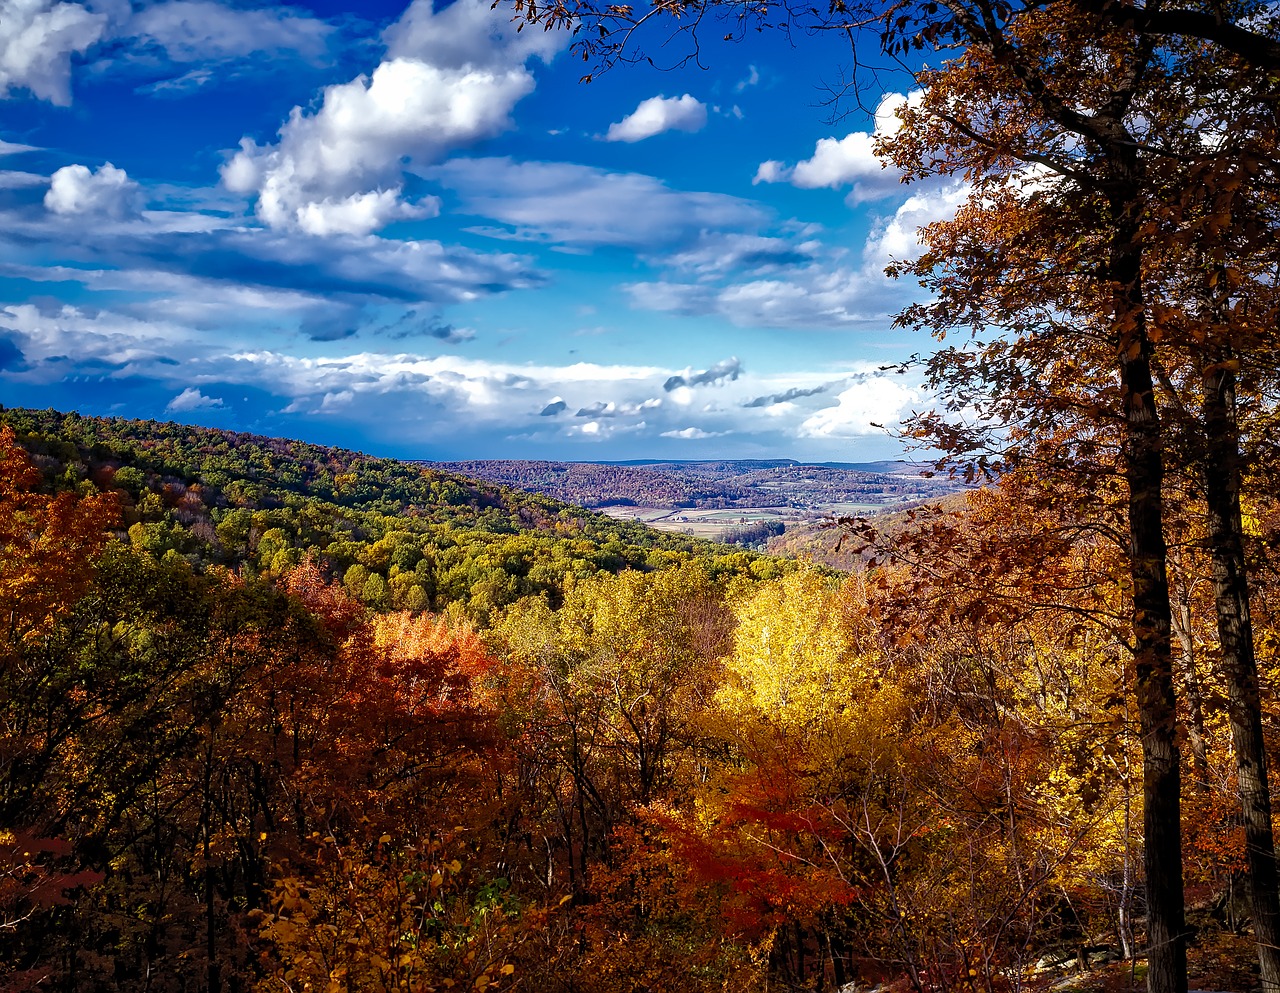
left=1201, top=353, right=1280, bottom=993
left=1112, top=205, right=1187, bottom=993
left=1167, top=556, right=1211, bottom=790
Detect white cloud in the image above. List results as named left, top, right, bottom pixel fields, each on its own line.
left=754, top=90, right=923, bottom=204
left=0, top=138, right=37, bottom=155
left=382, top=0, right=561, bottom=69
left=0, top=302, right=201, bottom=380
left=0, top=299, right=923, bottom=455
left=661, top=427, right=727, bottom=439
left=663, top=357, right=741, bottom=391
left=666, top=232, right=821, bottom=275
left=0, top=169, right=45, bottom=188
left=0, top=199, right=543, bottom=310
left=624, top=262, right=907, bottom=329
left=166, top=386, right=224, bottom=411
left=0, top=0, right=111, bottom=104
left=293, top=189, right=440, bottom=237
left=221, top=0, right=565, bottom=237
left=753, top=160, right=788, bottom=184
left=0, top=0, right=337, bottom=105
left=799, top=378, right=921, bottom=438
left=128, top=1, right=331, bottom=63
left=44, top=162, right=143, bottom=218
left=617, top=176, right=967, bottom=329
left=320, top=389, right=354, bottom=411
left=605, top=94, right=706, bottom=142
left=434, top=157, right=766, bottom=249
left=735, top=65, right=759, bottom=92
left=863, top=180, right=969, bottom=267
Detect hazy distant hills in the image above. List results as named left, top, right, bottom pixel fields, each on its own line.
left=425, top=459, right=961, bottom=511
left=424, top=458, right=968, bottom=546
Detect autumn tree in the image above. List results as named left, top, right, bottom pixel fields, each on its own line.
left=867, top=16, right=1280, bottom=983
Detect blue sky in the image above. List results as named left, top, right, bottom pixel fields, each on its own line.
left=0, top=0, right=963, bottom=460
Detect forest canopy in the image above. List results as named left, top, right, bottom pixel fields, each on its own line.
left=4, top=395, right=1280, bottom=992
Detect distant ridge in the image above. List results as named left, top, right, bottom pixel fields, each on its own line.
left=428, top=457, right=940, bottom=474
left=425, top=457, right=964, bottom=517
left=552, top=458, right=940, bottom=475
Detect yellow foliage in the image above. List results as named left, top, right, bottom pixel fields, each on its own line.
left=715, top=570, right=895, bottom=750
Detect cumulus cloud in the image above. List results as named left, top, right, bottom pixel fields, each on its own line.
left=200, top=350, right=676, bottom=432
left=605, top=94, right=706, bottom=142
left=320, top=389, right=354, bottom=411
left=754, top=90, right=923, bottom=204
left=434, top=158, right=766, bottom=250
left=663, top=357, right=741, bottom=391
left=570, top=418, right=650, bottom=440
left=382, top=0, right=561, bottom=69
left=799, top=377, right=920, bottom=439
left=0, top=0, right=110, bottom=105
left=293, top=189, right=440, bottom=237
left=735, top=65, right=759, bottom=92
left=0, top=299, right=924, bottom=457
left=0, top=302, right=204, bottom=383
left=863, top=179, right=969, bottom=267
left=44, top=162, right=144, bottom=218
left=221, top=0, right=565, bottom=237
left=571, top=398, right=659, bottom=418
left=166, top=386, right=224, bottom=411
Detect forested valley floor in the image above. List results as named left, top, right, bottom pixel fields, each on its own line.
left=0, top=406, right=1274, bottom=992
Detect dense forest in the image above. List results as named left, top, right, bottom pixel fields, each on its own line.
left=5, top=395, right=1280, bottom=992
left=5, top=0, right=1280, bottom=985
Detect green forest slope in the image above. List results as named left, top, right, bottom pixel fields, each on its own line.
left=0, top=407, right=786, bottom=623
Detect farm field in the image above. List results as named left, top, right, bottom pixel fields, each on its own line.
left=599, top=499, right=915, bottom=539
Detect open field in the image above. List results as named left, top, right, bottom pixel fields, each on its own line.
left=599, top=496, right=928, bottom=538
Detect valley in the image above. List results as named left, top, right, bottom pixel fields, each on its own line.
left=427, top=457, right=966, bottom=541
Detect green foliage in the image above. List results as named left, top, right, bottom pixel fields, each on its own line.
left=0, top=408, right=788, bottom=620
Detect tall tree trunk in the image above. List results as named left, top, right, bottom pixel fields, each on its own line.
left=1167, top=554, right=1211, bottom=790
left=1112, top=204, right=1187, bottom=993
left=1201, top=352, right=1280, bottom=993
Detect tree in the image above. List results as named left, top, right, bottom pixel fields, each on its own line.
left=876, top=21, right=1280, bottom=982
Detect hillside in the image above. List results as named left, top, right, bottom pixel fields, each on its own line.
left=0, top=407, right=786, bottom=623
left=766, top=490, right=976, bottom=569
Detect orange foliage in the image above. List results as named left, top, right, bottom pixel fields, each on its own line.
left=0, top=427, right=117, bottom=640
